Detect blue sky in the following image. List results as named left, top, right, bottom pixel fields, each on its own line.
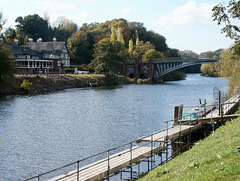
left=0, top=0, right=234, bottom=54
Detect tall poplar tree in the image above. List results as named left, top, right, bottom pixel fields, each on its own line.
left=128, top=39, right=134, bottom=59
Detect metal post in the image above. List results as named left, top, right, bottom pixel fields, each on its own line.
left=120, top=169, right=122, bottom=181
left=37, top=174, right=40, bottom=181
left=107, top=150, right=110, bottom=181
left=151, top=134, right=153, bottom=169
left=166, top=121, right=168, bottom=162
left=219, top=90, right=221, bottom=116
left=130, top=142, right=133, bottom=180
left=77, top=160, right=80, bottom=181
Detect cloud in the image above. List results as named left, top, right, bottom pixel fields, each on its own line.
left=157, top=1, right=214, bottom=27
left=36, top=0, right=75, bottom=11
left=75, top=12, right=90, bottom=21
left=121, top=7, right=131, bottom=14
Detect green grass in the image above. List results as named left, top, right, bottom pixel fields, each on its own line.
left=139, top=117, right=240, bottom=181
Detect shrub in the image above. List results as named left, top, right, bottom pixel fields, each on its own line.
left=137, top=78, right=151, bottom=84
left=20, top=79, right=33, bottom=91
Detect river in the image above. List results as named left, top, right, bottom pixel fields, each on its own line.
left=0, top=74, right=228, bottom=181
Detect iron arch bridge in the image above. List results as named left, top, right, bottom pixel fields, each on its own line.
left=122, top=57, right=218, bottom=82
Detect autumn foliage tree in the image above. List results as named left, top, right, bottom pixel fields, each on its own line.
left=212, top=0, right=240, bottom=94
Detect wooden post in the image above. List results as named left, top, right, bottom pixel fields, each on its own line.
left=179, top=104, right=184, bottom=120
left=174, top=106, right=179, bottom=125
left=204, top=99, right=207, bottom=117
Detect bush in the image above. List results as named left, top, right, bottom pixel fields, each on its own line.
left=105, top=73, right=120, bottom=85
left=64, top=68, right=75, bottom=74
left=137, top=78, right=151, bottom=84
left=20, top=79, right=33, bottom=91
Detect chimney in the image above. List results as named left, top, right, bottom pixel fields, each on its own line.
left=14, top=39, right=19, bottom=45
left=37, top=38, right=42, bottom=53
left=53, top=37, right=57, bottom=50
left=28, top=38, right=33, bottom=48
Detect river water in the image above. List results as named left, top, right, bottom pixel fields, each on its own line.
left=0, top=74, right=228, bottom=181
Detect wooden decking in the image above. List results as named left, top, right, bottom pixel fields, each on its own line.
left=49, top=145, right=165, bottom=181
left=206, top=93, right=240, bottom=118
left=138, top=124, right=202, bottom=142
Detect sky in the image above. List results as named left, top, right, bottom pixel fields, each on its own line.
left=0, top=0, right=235, bottom=54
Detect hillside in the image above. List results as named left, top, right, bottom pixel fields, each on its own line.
left=139, top=116, right=240, bottom=180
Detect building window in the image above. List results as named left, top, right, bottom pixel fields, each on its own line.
left=58, top=61, right=61, bottom=66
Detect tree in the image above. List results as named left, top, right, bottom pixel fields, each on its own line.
left=142, top=49, right=164, bottom=61
left=0, top=44, right=14, bottom=82
left=0, top=12, right=14, bottom=81
left=110, top=27, right=117, bottom=42
left=89, top=41, right=121, bottom=74
left=4, top=28, right=17, bottom=40
left=53, top=16, right=78, bottom=41
left=15, top=14, right=51, bottom=42
left=67, top=31, right=90, bottom=64
left=128, top=39, right=134, bottom=59
left=133, top=41, right=155, bottom=59
left=212, top=1, right=240, bottom=94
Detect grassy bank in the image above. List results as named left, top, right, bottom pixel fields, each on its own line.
left=139, top=117, right=240, bottom=181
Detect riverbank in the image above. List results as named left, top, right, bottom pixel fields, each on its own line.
left=139, top=115, right=240, bottom=180
left=0, top=74, right=130, bottom=95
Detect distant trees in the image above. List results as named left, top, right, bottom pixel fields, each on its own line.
left=199, top=49, right=223, bottom=59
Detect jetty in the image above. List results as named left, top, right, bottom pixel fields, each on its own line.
left=24, top=92, right=240, bottom=181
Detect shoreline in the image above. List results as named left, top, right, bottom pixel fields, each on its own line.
left=0, top=74, right=130, bottom=96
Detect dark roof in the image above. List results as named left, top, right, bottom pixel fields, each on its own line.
left=28, top=42, right=66, bottom=52
left=10, top=45, right=39, bottom=56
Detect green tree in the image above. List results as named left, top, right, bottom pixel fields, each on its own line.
left=67, top=31, right=90, bottom=64
left=89, top=41, right=121, bottom=74
left=0, top=44, right=14, bottom=82
left=133, top=41, right=155, bottom=59
left=0, top=13, right=14, bottom=82
left=15, top=14, right=51, bottom=42
left=142, top=49, right=164, bottom=61
left=4, top=28, right=17, bottom=41
left=212, top=1, right=240, bottom=95
left=53, top=16, right=78, bottom=41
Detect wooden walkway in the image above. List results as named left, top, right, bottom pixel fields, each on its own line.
left=49, top=145, right=165, bottom=181
left=138, top=124, right=201, bottom=142
left=206, top=92, right=240, bottom=118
